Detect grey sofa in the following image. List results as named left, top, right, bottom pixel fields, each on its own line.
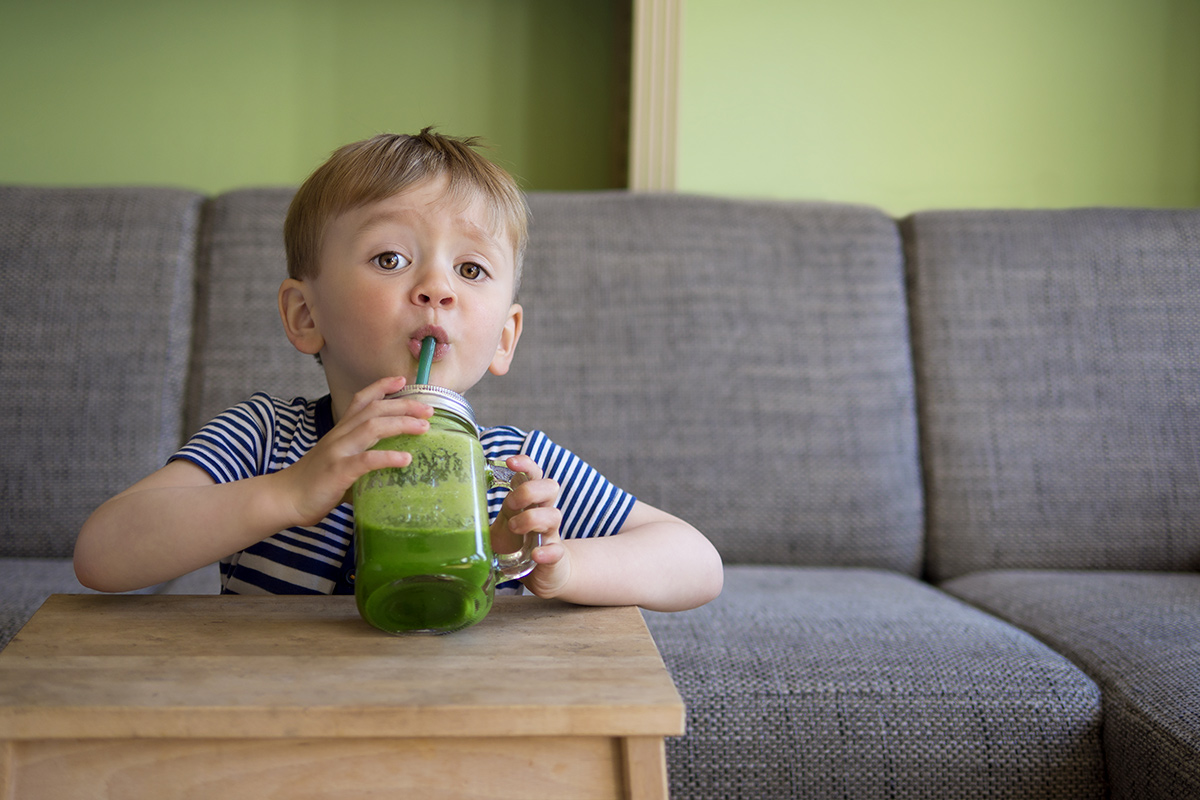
left=1, top=185, right=1197, bottom=799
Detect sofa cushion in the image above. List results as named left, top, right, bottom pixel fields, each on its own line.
left=0, top=187, right=204, bottom=559
left=473, top=193, right=924, bottom=573
left=904, top=208, right=1200, bottom=580
left=942, top=570, right=1200, bottom=800
left=187, top=188, right=327, bottom=433
left=643, top=566, right=1106, bottom=800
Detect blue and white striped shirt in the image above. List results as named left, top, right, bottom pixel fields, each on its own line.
left=172, top=393, right=635, bottom=595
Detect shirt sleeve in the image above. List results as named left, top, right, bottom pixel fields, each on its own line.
left=480, top=426, right=637, bottom=539
left=169, top=393, right=276, bottom=483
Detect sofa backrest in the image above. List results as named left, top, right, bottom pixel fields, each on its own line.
left=186, top=189, right=327, bottom=434
left=905, top=208, right=1200, bottom=581
left=187, top=190, right=925, bottom=574
left=11, top=184, right=1196, bottom=580
left=472, top=193, right=924, bottom=573
left=0, top=187, right=203, bottom=558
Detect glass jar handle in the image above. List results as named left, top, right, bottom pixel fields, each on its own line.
left=487, top=460, right=540, bottom=579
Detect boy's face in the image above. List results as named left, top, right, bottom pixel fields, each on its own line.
left=281, top=174, right=523, bottom=410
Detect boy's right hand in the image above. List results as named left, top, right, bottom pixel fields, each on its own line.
left=75, top=375, right=433, bottom=594
left=275, top=376, right=434, bottom=526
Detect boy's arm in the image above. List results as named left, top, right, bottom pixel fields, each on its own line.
left=74, top=460, right=308, bottom=592
left=74, top=376, right=432, bottom=593
left=538, top=501, right=724, bottom=612
left=493, top=457, right=723, bottom=612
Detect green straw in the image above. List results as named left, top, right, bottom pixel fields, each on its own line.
left=416, top=335, right=436, bottom=385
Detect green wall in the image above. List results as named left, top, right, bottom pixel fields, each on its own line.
left=678, top=0, right=1200, bottom=214
left=0, top=0, right=623, bottom=193
left=4, top=1, right=1198, bottom=212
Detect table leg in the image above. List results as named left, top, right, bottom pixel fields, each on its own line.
left=1, top=740, right=12, bottom=800
left=621, top=736, right=669, bottom=799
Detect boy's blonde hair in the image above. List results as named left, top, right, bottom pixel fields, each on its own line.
left=284, top=129, right=529, bottom=289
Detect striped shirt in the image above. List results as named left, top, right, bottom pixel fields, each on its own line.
left=171, top=393, right=636, bottom=595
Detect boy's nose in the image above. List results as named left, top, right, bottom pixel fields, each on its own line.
left=412, top=269, right=456, bottom=308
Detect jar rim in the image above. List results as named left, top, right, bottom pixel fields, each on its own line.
left=385, top=384, right=477, bottom=428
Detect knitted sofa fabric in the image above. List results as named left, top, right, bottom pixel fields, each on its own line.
left=904, top=208, right=1200, bottom=581
left=944, top=570, right=1200, bottom=800
left=476, top=193, right=925, bottom=574
left=644, top=567, right=1106, bottom=800
left=186, top=190, right=926, bottom=575
left=187, top=188, right=328, bottom=434
left=0, top=187, right=203, bottom=559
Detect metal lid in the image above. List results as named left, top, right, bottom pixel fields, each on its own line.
left=387, top=384, right=477, bottom=428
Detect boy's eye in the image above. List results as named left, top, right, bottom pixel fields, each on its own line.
left=457, top=262, right=486, bottom=280
left=371, top=252, right=409, bottom=271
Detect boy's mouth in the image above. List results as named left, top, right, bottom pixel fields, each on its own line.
left=408, top=325, right=450, bottom=362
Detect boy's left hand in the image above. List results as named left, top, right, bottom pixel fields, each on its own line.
left=489, top=455, right=570, bottom=598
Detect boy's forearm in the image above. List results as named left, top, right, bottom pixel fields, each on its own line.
left=74, top=470, right=300, bottom=593
left=552, top=520, right=723, bottom=612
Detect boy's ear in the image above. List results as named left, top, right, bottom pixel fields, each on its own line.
left=278, top=278, right=325, bottom=356
left=488, top=302, right=524, bottom=376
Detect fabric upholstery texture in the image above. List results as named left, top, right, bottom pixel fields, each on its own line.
left=0, top=187, right=203, bottom=558
left=187, top=188, right=328, bottom=433
left=472, top=193, right=924, bottom=573
left=943, top=570, right=1200, bottom=800
left=644, top=566, right=1106, bottom=800
left=904, top=209, right=1200, bottom=581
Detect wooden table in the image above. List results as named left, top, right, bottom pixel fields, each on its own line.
left=0, top=594, right=684, bottom=799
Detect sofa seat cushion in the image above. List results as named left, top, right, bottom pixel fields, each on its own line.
left=643, top=566, right=1106, bottom=800
left=943, top=570, right=1200, bottom=800
left=0, top=559, right=219, bottom=651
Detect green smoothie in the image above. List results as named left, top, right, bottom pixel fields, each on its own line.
left=355, top=525, right=493, bottom=632
left=353, top=422, right=497, bottom=634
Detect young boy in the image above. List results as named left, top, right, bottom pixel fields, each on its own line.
left=74, top=129, right=723, bottom=612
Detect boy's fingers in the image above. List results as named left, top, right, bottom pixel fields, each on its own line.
left=502, top=479, right=559, bottom=518
left=528, top=478, right=560, bottom=505
left=531, top=541, right=564, bottom=565
left=357, top=447, right=414, bottom=471
left=343, top=377, right=436, bottom=426
left=507, top=454, right=543, bottom=481
left=506, top=505, right=562, bottom=538
left=327, top=413, right=430, bottom=456
left=345, top=376, right=407, bottom=416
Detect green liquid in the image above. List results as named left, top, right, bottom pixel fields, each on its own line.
left=355, top=525, right=493, bottom=634
left=354, top=423, right=496, bottom=634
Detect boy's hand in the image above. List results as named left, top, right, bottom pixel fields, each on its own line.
left=277, top=376, right=433, bottom=526
left=489, top=455, right=570, bottom=598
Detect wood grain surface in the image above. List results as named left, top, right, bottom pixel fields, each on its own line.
left=0, top=595, right=684, bottom=740
left=0, top=594, right=681, bottom=798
